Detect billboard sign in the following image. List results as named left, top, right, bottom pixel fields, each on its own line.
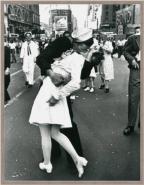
left=116, top=6, right=134, bottom=26
left=54, top=16, right=68, bottom=31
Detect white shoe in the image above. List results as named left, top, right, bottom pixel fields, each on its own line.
left=76, top=157, right=88, bottom=178
left=84, top=87, right=90, bottom=91
left=39, top=162, right=53, bottom=173
left=89, top=88, right=94, bottom=93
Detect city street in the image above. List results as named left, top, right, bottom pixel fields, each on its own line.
left=4, top=56, right=140, bottom=181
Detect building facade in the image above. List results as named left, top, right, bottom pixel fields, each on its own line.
left=100, top=4, right=131, bottom=32
left=4, top=4, right=40, bottom=40
left=116, top=4, right=140, bottom=35
left=40, top=22, right=53, bottom=38
left=71, top=14, right=77, bottom=31
left=86, top=4, right=102, bottom=31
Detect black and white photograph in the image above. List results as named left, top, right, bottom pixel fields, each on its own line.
left=2, top=2, right=141, bottom=182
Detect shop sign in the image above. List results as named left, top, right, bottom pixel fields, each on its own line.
left=54, top=16, right=68, bottom=31
left=9, top=33, right=19, bottom=37
left=116, top=6, right=133, bottom=25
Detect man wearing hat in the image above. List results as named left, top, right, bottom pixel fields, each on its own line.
left=20, top=32, right=39, bottom=88
left=123, top=26, right=140, bottom=136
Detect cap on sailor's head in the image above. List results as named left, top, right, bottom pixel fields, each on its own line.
left=72, top=28, right=93, bottom=43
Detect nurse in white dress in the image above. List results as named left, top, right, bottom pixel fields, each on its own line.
left=99, top=41, right=114, bottom=93
left=29, top=29, right=95, bottom=178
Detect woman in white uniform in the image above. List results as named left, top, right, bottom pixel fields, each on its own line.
left=29, top=29, right=95, bottom=178
left=99, top=40, right=114, bottom=93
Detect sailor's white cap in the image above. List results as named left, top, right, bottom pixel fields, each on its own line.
left=72, top=28, right=93, bottom=42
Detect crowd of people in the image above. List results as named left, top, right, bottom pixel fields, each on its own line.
left=4, top=26, right=140, bottom=178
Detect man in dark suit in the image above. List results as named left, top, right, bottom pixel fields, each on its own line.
left=4, top=43, right=11, bottom=104
left=123, top=26, right=140, bottom=136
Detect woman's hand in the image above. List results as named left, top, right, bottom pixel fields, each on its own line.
left=132, top=59, right=139, bottom=69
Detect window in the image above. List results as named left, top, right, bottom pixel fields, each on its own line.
left=8, top=5, right=12, bottom=14
left=25, top=12, right=28, bottom=21
left=105, top=11, right=109, bottom=16
left=22, top=10, right=25, bottom=18
left=14, top=6, right=17, bottom=14
left=17, top=9, right=21, bottom=18
left=105, top=16, right=108, bottom=21
left=105, top=5, right=109, bottom=10
left=113, top=17, right=116, bottom=22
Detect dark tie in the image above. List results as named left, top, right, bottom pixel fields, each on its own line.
left=27, top=43, right=31, bottom=56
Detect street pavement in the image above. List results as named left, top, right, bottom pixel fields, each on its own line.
left=3, top=56, right=140, bottom=181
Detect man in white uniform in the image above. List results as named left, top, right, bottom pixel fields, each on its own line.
left=20, top=32, right=39, bottom=88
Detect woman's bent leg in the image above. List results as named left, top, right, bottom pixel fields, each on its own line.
left=51, top=125, right=88, bottom=178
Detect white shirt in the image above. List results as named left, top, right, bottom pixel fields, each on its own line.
left=52, top=52, right=85, bottom=100
left=20, top=41, right=39, bottom=59
left=9, top=43, right=16, bottom=49
left=117, top=40, right=123, bottom=46
left=121, top=39, right=127, bottom=46
left=93, top=38, right=99, bottom=46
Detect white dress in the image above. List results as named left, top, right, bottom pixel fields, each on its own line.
left=29, top=76, right=72, bottom=128
left=89, top=67, right=97, bottom=78
left=102, top=53, right=114, bottom=81
left=29, top=52, right=85, bottom=128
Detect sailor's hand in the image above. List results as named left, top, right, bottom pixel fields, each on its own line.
left=132, top=60, right=139, bottom=69
left=5, top=68, right=10, bottom=75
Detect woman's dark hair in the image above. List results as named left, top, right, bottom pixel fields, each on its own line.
left=63, top=31, right=71, bottom=37
left=50, top=37, right=73, bottom=58
left=36, top=37, right=73, bottom=75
